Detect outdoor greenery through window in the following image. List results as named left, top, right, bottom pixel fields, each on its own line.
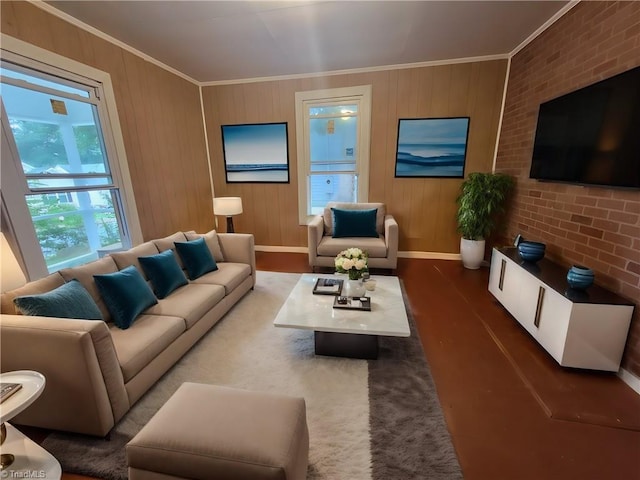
left=1, top=61, right=128, bottom=272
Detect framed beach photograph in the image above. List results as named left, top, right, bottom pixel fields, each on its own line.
left=395, top=117, right=470, bottom=178
left=221, top=122, right=290, bottom=183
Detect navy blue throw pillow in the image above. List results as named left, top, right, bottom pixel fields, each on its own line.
left=139, top=250, right=188, bottom=299
left=13, top=279, right=103, bottom=320
left=94, top=266, right=157, bottom=329
left=332, top=208, right=378, bottom=238
left=174, top=237, right=218, bottom=280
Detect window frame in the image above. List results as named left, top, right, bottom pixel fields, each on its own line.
left=295, top=85, right=372, bottom=225
left=1, top=34, right=142, bottom=280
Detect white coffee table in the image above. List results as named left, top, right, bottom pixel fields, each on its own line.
left=0, top=371, right=61, bottom=478
left=273, top=274, right=410, bottom=359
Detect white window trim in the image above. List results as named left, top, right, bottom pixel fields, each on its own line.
left=295, top=85, right=372, bottom=225
left=1, top=34, right=143, bottom=248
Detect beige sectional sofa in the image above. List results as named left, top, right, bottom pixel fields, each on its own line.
left=0, top=231, right=255, bottom=437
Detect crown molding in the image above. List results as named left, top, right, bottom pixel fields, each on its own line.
left=28, top=0, right=199, bottom=85
left=27, top=0, right=577, bottom=87
left=200, top=54, right=509, bottom=87
left=510, top=0, right=582, bottom=58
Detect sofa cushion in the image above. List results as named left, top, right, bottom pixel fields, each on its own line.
left=110, top=242, right=160, bottom=279
left=323, top=202, right=385, bottom=236
left=174, top=238, right=218, bottom=280
left=317, top=236, right=387, bottom=258
left=109, top=314, right=185, bottom=382
left=184, top=230, right=225, bottom=262
left=94, top=266, right=158, bottom=330
left=192, top=263, right=251, bottom=295
left=143, top=283, right=225, bottom=329
left=332, top=208, right=378, bottom=238
left=138, top=250, right=188, bottom=299
left=13, top=279, right=103, bottom=320
left=60, top=256, right=119, bottom=322
left=153, top=232, right=188, bottom=268
left=1, top=273, right=65, bottom=315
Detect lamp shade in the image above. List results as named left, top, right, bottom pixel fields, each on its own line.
left=1, top=232, right=26, bottom=292
left=213, top=197, right=243, bottom=216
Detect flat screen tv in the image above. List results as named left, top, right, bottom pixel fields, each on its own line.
left=529, top=66, right=640, bottom=189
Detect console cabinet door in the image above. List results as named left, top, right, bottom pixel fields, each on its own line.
left=489, top=250, right=539, bottom=336
left=533, top=286, right=571, bottom=364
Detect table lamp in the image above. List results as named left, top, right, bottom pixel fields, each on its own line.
left=1, top=232, right=26, bottom=292
left=213, top=197, right=243, bottom=233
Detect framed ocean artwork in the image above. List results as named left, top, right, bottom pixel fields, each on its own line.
left=394, top=117, right=469, bottom=178
left=221, top=122, right=290, bottom=183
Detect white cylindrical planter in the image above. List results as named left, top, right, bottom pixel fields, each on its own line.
left=460, top=238, right=486, bottom=270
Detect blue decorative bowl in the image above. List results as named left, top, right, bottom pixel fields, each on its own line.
left=567, top=265, right=594, bottom=290
left=517, top=241, right=546, bottom=262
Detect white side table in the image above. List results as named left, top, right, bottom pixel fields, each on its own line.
left=0, top=371, right=61, bottom=478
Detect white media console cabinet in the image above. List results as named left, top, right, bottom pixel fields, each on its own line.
left=488, top=247, right=634, bottom=372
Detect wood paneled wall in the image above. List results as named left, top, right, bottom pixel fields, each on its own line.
left=495, top=1, right=640, bottom=376
left=203, top=60, right=508, bottom=252
left=1, top=1, right=212, bottom=241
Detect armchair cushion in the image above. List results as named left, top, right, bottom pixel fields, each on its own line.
left=331, top=208, right=379, bottom=238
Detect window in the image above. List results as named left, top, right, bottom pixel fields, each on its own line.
left=1, top=42, right=140, bottom=279
left=295, top=86, right=372, bottom=224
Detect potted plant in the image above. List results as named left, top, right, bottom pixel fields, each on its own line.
left=456, top=172, right=514, bottom=269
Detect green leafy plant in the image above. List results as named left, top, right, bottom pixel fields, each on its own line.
left=456, top=172, right=514, bottom=241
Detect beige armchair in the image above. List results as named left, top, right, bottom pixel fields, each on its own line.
left=308, top=202, right=398, bottom=272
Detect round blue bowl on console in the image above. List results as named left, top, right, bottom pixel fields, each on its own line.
left=517, top=241, right=546, bottom=262
left=566, top=265, right=594, bottom=290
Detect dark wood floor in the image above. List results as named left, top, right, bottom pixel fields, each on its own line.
left=45, top=252, right=640, bottom=479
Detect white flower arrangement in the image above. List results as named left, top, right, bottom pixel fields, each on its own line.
left=335, top=247, right=369, bottom=280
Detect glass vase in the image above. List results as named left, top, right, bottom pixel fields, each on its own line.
left=345, top=279, right=366, bottom=297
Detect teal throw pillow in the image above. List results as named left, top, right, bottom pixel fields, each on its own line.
left=139, top=250, right=188, bottom=299
left=13, top=279, right=103, bottom=320
left=94, top=265, right=157, bottom=329
left=174, top=237, right=218, bottom=280
left=332, top=208, right=378, bottom=238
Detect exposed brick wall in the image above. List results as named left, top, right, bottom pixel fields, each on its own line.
left=495, top=1, right=640, bottom=376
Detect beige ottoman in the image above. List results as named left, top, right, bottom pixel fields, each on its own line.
left=126, top=382, right=309, bottom=480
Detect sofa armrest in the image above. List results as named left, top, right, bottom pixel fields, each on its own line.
left=307, top=215, right=324, bottom=267
left=0, top=315, right=129, bottom=436
left=218, top=233, right=256, bottom=287
left=384, top=214, right=399, bottom=267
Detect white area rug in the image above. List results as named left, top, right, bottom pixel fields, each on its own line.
left=45, top=271, right=372, bottom=479
left=43, top=270, right=462, bottom=480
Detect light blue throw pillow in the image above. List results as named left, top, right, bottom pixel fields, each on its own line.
left=332, top=208, right=378, bottom=238
left=139, top=250, right=188, bottom=299
left=13, top=279, right=103, bottom=320
left=174, top=237, right=218, bottom=280
left=94, top=265, right=157, bottom=329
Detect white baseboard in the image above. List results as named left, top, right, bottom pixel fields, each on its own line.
left=255, top=245, right=308, bottom=253
left=255, top=245, right=461, bottom=261
left=618, top=368, right=640, bottom=396
left=398, top=251, right=461, bottom=260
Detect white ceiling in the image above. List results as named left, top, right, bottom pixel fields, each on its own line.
left=45, top=1, right=571, bottom=84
